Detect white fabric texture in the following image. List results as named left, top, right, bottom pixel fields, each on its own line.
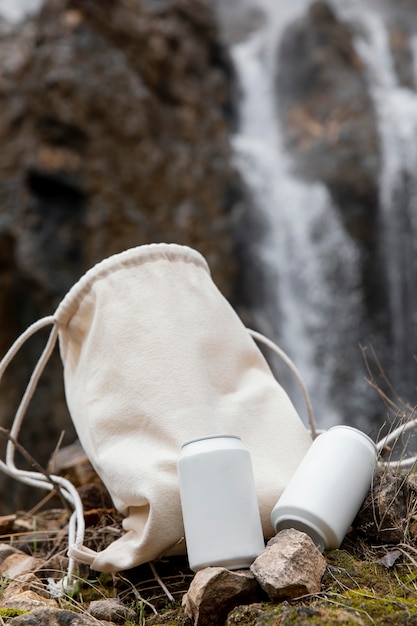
left=53, top=243, right=312, bottom=572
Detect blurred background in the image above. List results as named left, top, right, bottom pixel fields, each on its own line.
left=0, top=0, right=416, bottom=511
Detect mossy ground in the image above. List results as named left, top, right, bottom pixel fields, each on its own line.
left=39, top=544, right=415, bottom=626
left=116, top=547, right=417, bottom=625
left=225, top=546, right=417, bottom=625
left=2, top=466, right=417, bottom=625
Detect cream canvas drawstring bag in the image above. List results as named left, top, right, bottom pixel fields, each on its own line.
left=0, top=243, right=313, bottom=585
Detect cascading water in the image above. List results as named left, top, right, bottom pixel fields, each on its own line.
left=0, top=0, right=41, bottom=23
left=341, top=4, right=417, bottom=401
left=230, top=1, right=365, bottom=429
left=230, top=0, right=417, bottom=432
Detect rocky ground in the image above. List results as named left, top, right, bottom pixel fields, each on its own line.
left=0, top=448, right=416, bottom=626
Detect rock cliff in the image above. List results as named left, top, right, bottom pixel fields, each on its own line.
left=0, top=0, right=243, bottom=512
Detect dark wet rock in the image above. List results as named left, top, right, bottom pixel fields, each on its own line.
left=0, top=0, right=243, bottom=513
left=8, top=608, right=111, bottom=625
left=274, top=1, right=392, bottom=412
left=276, top=1, right=380, bottom=212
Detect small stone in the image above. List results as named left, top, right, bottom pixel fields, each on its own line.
left=182, top=567, right=259, bottom=626
left=2, top=589, right=59, bottom=612
left=88, top=598, right=136, bottom=623
left=7, top=608, right=105, bottom=625
left=250, top=528, right=326, bottom=602
left=4, top=572, right=50, bottom=598
left=0, top=553, right=40, bottom=579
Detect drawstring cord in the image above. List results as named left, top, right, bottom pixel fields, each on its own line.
left=0, top=316, right=85, bottom=596
left=248, top=328, right=318, bottom=439
left=375, top=417, right=417, bottom=468
left=6, top=320, right=59, bottom=471
left=248, top=328, right=417, bottom=467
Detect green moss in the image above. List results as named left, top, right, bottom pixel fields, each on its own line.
left=314, top=549, right=417, bottom=624
left=0, top=608, right=27, bottom=618
left=227, top=601, right=364, bottom=625
left=324, top=550, right=396, bottom=596
left=226, top=595, right=417, bottom=625
left=224, top=549, right=417, bottom=625
left=322, top=589, right=417, bottom=625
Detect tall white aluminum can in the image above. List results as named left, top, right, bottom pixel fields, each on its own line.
left=270, top=425, right=377, bottom=551
left=177, top=435, right=265, bottom=572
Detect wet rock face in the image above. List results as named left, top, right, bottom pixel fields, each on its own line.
left=1, top=0, right=238, bottom=301
left=383, top=0, right=417, bottom=87
left=274, top=1, right=390, bottom=346
left=0, top=0, right=242, bottom=511
left=276, top=1, right=380, bottom=231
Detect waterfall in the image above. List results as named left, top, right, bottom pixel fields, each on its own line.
left=0, top=0, right=42, bottom=23
left=339, top=4, right=417, bottom=398
left=230, top=0, right=417, bottom=431
left=230, top=2, right=364, bottom=429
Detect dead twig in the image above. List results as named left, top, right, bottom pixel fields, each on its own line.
left=360, top=344, right=413, bottom=418
left=149, top=561, right=175, bottom=602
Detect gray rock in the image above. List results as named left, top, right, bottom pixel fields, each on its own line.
left=88, top=598, right=136, bottom=624
left=7, top=608, right=111, bottom=625
left=0, top=0, right=242, bottom=514
left=0, top=553, right=41, bottom=579
left=1, top=588, right=59, bottom=612
left=4, top=571, right=52, bottom=599
left=182, top=566, right=258, bottom=626
left=250, top=528, right=326, bottom=602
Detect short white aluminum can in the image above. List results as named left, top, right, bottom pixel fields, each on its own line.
left=270, top=425, right=377, bottom=551
left=178, top=435, right=265, bottom=572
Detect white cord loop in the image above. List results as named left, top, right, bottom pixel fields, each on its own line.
left=0, top=316, right=86, bottom=593
left=248, top=329, right=318, bottom=439
left=375, top=416, right=417, bottom=468
left=248, top=329, right=417, bottom=467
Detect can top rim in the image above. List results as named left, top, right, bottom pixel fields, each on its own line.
left=328, top=425, right=377, bottom=450
left=181, top=434, right=241, bottom=448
